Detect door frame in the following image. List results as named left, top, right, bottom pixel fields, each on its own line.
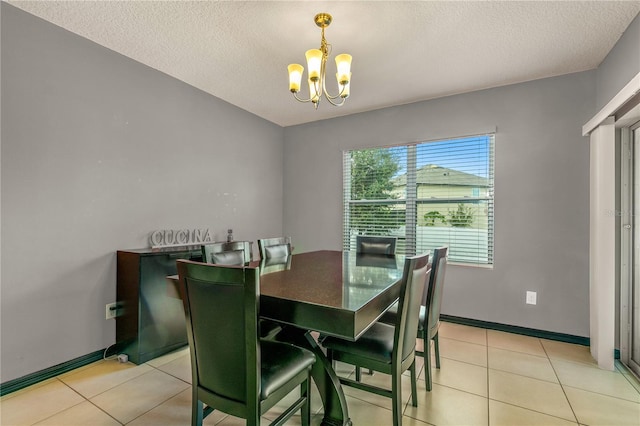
left=621, top=124, right=640, bottom=377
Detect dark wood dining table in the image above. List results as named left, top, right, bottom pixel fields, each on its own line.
left=170, top=250, right=405, bottom=426
left=259, top=250, right=404, bottom=426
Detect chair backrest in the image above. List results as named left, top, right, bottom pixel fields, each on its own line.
left=201, top=241, right=252, bottom=266
left=392, top=252, right=431, bottom=364
left=176, top=260, right=260, bottom=409
left=355, top=253, right=398, bottom=269
left=356, top=235, right=397, bottom=256
left=257, top=237, right=292, bottom=261
left=425, top=246, right=448, bottom=339
left=259, top=254, right=292, bottom=274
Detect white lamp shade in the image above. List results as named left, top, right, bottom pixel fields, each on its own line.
left=338, top=79, right=350, bottom=98
left=288, top=64, right=303, bottom=92
left=335, top=54, right=352, bottom=84
left=305, top=49, right=323, bottom=81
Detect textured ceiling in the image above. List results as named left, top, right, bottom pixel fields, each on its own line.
left=7, top=1, right=640, bottom=127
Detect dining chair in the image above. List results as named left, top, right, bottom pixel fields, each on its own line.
left=176, top=259, right=316, bottom=426
left=380, top=246, right=448, bottom=391
left=354, top=235, right=397, bottom=378
left=201, top=241, right=281, bottom=340
left=321, top=253, right=431, bottom=426
left=260, top=253, right=293, bottom=274
left=356, top=235, right=397, bottom=255
left=257, top=237, right=292, bottom=261
left=201, top=241, right=252, bottom=266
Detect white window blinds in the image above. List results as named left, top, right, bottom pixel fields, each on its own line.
left=343, top=134, right=495, bottom=265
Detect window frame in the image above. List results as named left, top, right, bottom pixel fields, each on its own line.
left=343, top=134, right=495, bottom=266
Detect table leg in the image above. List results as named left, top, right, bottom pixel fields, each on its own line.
left=275, top=328, right=351, bottom=426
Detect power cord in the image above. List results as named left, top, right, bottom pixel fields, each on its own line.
left=103, top=345, right=129, bottom=363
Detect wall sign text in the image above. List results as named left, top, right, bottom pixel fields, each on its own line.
left=149, top=228, right=213, bottom=248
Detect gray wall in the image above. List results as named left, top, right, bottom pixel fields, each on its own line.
left=1, top=4, right=284, bottom=382
left=283, top=71, right=595, bottom=337
left=595, top=12, right=640, bottom=111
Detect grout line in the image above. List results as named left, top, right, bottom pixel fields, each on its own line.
left=147, top=360, right=191, bottom=386
left=70, top=362, right=152, bottom=400
left=23, top=378, right=86, bottom=426
left=561, top=383, right=640, bottom=404
left=30, top=378, right=124, bottom=426
left=438, top=333, right=487, bottom=347
left=487, top=397, right=579, bottom=424
left=116, top=382, right=189, bottom=425
left=86, top=399, right=124, bottom=426
left=542, top=337, right=580, bottom=425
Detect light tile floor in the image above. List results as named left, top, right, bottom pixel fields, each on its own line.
left=2, top=323, right=639, bottom=425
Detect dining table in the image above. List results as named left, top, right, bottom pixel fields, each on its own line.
left=170, top=249, right=405, bottom=426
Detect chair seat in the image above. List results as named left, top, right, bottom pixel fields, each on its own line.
left=260, top=340, right=316, bottom=399
left=322, top=322, right=395, bottom=364
left=380, top=303, right=426, bottom=331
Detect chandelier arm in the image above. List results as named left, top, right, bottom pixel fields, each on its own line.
left=323, top=85, right=348, bottom=101
left=324, top=94, right=347, bottom=107
left=320, top=66, right=348, bottom=101
left=318, top=27, right=347, bottom=103
left=292, top=91, right=313, bottom=103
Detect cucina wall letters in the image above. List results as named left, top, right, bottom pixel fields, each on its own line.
left=149, top=229, right=213, bottom=248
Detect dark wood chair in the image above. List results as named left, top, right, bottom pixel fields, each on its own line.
left=257, top=237, right=292, bottom=261
left=259, top=253, right=293, bottom=274
left=380, top=246, right=448, bottom=391
left=255, top=237, right=294, bottom=339
left=201, top=241, right=281, bottom=340
left=355, top=235, right=398, bottom=377
left=356, top=235, right=397, bottom=255
left=321, top=253, right=431, bottom=426
left=201, top=241, right=252, bottom=266
left=176, top=260, right=316, bottom=426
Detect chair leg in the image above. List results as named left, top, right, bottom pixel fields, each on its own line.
left=247, top=404, right=260, bottom=426
left=417, top=328, right=427, bottom=358
left=424, top=331, right=433, bottom=392
left=356, top=367, right=374, bottom=379
left=409, top=361, right=418, bottom=407
left=193, top=399, right=203, bottom=426
left=391, top=371, right=402, bottom=426
left=327, top=349, right=335, bottom=370
left=301, top=378, right=311, bottom=426
left=433, top=332, right=441, bottom=369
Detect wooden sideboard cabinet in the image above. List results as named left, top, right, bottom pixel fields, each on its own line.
left=116, top=246, right=202, bottom=364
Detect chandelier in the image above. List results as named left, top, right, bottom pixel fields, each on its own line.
left=287, top=13, right=352, bottom=109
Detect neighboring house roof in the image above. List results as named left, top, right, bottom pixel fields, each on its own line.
left=393, top=164, right=489, bottom=187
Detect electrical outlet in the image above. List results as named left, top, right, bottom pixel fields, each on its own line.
left=526, top=291, right=537, bottom=305
left=105, top=302, right=118, bottom=319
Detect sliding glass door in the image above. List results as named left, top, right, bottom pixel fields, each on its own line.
left=622, top=125, right=640, bottom=377
left=630, top=126, right=640, bottom=376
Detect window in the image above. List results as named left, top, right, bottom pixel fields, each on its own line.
left=343, top=134, right=495, bottom=265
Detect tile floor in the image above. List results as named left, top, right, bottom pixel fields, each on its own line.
left=2, top=323, right=639, bottom=425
